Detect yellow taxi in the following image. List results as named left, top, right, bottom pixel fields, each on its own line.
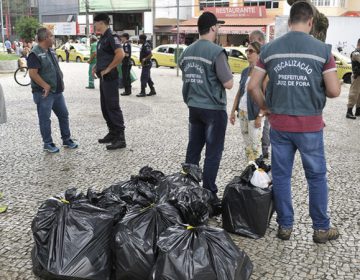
left=151, top=44, right=187, bottom=68
left=225, top=46, right=249, bottom=74
left=56, top=43, right=90, bottom=62
left=332, top=51, right=352, bottom=84
left=130, top=44, right=141, bottom=66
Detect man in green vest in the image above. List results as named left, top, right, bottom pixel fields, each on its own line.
left=86, top=35, right=98, bottom=89
left=179, top=12, right=233, bottom=215
left=28, top=27, right=78, bottom=153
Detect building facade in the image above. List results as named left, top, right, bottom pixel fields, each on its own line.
left=179, top=0, right=289, bottom=46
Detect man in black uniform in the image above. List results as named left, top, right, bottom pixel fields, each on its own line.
left=93, top=13, right=126, bottom=150
left=137, top=34, right=156, bottom=97
left=120, top=33, right=132, bottom=96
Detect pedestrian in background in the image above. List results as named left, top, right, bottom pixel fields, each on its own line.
left=248, top=1, right=340, bottom=243
left=120, top=33, right=132, bottom=96
left=86, top=35, right=98, bottom=89
left=64, top=39, right=70, bottom=63
left=4, top=38, right=12, bottom=54
left=179, top=11, right=233, bottom=214
left=249, top=30, right=270, bottom=159
left=93, top=13, right=126, bottom=150
left=28, top=27, right=78, bottom=153
left=137, top=34, right=156, bottom=97
left=229, top=41, right=265, bottom=162
left=345, top=38, right=360, bottom=119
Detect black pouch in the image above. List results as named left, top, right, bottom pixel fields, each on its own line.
left=103, top=68, right=119, bottom=81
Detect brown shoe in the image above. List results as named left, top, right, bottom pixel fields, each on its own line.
left=277, top=226, right=293, bottom=240
left=313, top=228, right=339, bottom=244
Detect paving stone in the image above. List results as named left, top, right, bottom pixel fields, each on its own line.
left=0, top=63, right=359, bottom=279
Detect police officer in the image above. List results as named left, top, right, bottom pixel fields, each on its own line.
left=137, top=34, right=156, bottom=97
left=120, top=33, right=132, bottom=96
left=346, top=38, right=360, bottom=119
left=93, top=13, right=126, bottom=150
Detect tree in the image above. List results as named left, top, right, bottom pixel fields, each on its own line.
left=15, top=17, right=40, bottom=42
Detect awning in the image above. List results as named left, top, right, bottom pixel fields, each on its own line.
left=342, top=11, right=360, bottom=17
left=171, top=25, right=266, bottom=34
left=179, top=17, right=275, bottom=26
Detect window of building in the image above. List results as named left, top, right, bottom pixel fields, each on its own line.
left=311, top=0, right=346, bottom=7
left=243, top=1, right=280, bottom=9
left=199, top=0, right=230, bottom=10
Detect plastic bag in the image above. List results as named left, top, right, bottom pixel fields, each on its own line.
left=32, top=195, right=114, bottom=280
left=113, top=203, right=183, bottom=280
left=222, top=176, right=273, bottom=239
left=250, top=168, right=271, bottom=189
left=156, top=163, right=203, bottom=203
left=104, top=176, right=156, bottom=207
left=150, top=225, right=253, bottom=280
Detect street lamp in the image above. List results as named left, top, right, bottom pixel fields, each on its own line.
left=0, top=0, right=5, bottom=51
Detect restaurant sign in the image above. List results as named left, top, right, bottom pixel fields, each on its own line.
left=204, top=6, right=266, bottom=18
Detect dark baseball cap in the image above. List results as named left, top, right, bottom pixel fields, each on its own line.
left=198, top=12, right=225, bottom=32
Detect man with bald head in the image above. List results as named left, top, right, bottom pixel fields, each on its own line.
left=28, top=27, right=78, bottom=153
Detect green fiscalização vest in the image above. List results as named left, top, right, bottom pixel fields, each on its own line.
left=30, top=45, right=64, bottom=93
left=179, top=39, right=227, bottom=111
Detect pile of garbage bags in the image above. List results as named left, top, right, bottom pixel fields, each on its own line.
left=32, top=164, right=253, bottom=280
left=222, top=158, right=274, bottom=239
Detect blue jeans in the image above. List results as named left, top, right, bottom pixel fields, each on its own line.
left=33, top=92, right=71, bottom=145
left=270, top=128, right=330, bottom=230
left=185, top=107, right=227, bottom=193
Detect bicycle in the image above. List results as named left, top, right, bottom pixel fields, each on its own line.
left=14, top=66, right=31, bottom=86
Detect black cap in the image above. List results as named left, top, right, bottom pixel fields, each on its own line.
left=120, top=33, right=129, bottom=39
left=197, top=12, right=225, bottom=32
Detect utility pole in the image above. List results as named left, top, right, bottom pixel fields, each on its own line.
left=85, top=0, right=90, bottom=38
left=176, top=0, right=179, bottom=77
left=152, top=0, right=155, bottom=48
left=0, top=0, right=4, bottom=50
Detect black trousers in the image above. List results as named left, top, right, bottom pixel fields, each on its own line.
left=140, top=65, right=154, bottom=90
left=65, top=50, right=70, bottom=63
left=100, top=77, right=125, bottom=137
left=122, top=63, right=132, bottom=92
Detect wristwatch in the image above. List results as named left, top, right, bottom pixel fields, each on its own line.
left=258, top=113, right=264, bottom=117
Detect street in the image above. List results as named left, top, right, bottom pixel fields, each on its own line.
left=0, top=62, right=359, bottom=280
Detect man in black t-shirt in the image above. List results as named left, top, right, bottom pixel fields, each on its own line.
left=93, top=13, right=126, bottom=150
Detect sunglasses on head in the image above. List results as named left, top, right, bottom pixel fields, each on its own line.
left=245, top=49, right=256, bottom=55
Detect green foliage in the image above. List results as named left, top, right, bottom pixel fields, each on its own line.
left=0, top=53, right=18, bottom=61
left=15, top=17, right=40, bottom=42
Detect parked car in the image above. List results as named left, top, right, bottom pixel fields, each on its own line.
left=332, top=51, right=353, bottom=84
left=56, top=43, right=90, bottom=62
left=225, top=46, right=248, bottom=74
left=130, top=44, right=141, bottom=66
left=151, top=44, right=187, bottom=68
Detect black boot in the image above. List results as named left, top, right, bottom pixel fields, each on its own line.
left=106, top=131, right=126, bottom=150
left=147, top=86, right=156, bottom=96
left=346, top=108, right=356, bottom=119
left=121, top=88, right=132, bottom=96
left=209, top=192, right=222, bottom=217
left=355, top=107, right=360, bottom=117
left=136, top=87, right=146, bottom=97
left=98, top=132, right=115, bottom=144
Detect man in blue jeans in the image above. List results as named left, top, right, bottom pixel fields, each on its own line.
left=248, top=2, right=340, bottom=243
left=28, top=27, right=78, bottom=153
left=179, top=12, right=233, bottom=215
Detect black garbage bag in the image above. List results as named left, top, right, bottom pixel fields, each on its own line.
left=150, top=225, right=253, bottom=280
left=32, top=196, right=114, bottom=280
left=222, top=175, right=273, bottom=239
left=113, top=203, right=183, bottom=280
left=137, top=165, right=165, bottom=186
left=104, top=176, right=156, bottom=207
left=87, top=189, right=127, bottom=223
left=156, top=163, right=202, bottom=203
